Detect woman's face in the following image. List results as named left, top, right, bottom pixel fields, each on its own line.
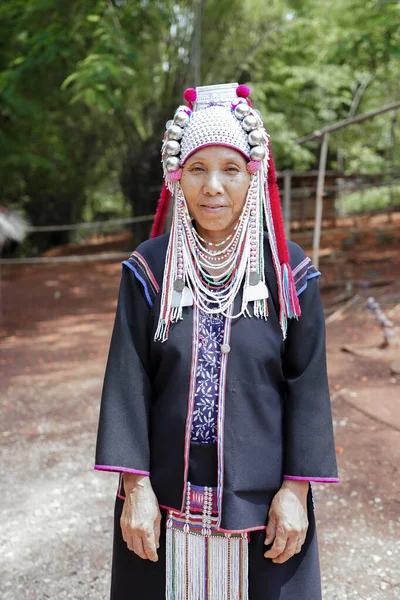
left=180, top=146, right=250, bottom=242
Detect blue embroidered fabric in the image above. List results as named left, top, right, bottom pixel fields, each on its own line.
left=190, top=311, right=224, bottom=443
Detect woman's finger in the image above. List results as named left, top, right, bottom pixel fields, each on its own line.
left=295, top=539, right=303, bottom=554
left=154, top=513, right=161, bottom=549
left=264, top=518, right=276, bottom=546
left=130, top=534, right=147, bottom=560
left=264, top=525, right=288, bottom=559
left=272, top=534, right=298, bottom=564
left=143, top=529, right=158, bottom=562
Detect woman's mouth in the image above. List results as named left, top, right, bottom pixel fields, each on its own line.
left=200, top=204, right=226, bottom=213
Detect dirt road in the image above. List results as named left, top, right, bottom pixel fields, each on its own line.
left=1, top=259, right=399, bottom=599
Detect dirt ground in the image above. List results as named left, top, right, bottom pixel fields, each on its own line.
left=0, top=229, right=399, bottom=600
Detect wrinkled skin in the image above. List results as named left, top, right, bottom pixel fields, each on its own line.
left=121, top=146, right=309, bottom=564
left=120, top=474, right=161, bottom=562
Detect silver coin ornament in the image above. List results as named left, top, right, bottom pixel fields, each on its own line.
left=164, top=140, right=181, bottom=156
left=249, top=272, right=260, bottom=286
left=173, top=279, right=185, bottom=292
left=174, top=111, right=190, bottom=127
left=165, top=156, right=181, bottom=172
left=242, top=114, right=258, bottom=132
left=167, top=124, right=183, bottom=140
left=248, top=128, right=263, bottom=146
left=165, top=119, right=174, bottom=130
left=250, top=145, right=266, bottom=161
left=234, top=102, right=251, bottom=120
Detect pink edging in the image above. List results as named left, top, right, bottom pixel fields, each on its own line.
left=284, top=475, right=339, bottom=483
left=94, top=465, right=150, bottom=476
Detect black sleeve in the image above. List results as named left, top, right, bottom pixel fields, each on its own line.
left=95, top=265, right=152, bottom=475
left=282, top=243, right=339, bottom=483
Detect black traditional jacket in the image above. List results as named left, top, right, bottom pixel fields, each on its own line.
left=95, top=233, right=338, bottom=531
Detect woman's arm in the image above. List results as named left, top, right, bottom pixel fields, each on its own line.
left=95, top=264, right=153, bottom=476
left=95, top=264, right=161, bottom=560
left=264, top=243, right=338, bottom=563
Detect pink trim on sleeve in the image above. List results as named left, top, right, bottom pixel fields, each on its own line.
left=284, top=475, right=339, bottom=483
left=94, top=465, right=150, bottom=476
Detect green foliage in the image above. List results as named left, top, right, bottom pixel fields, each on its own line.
left=0, top=0, right=399, bottom=252
left=340, top=185, right=400, bottom=214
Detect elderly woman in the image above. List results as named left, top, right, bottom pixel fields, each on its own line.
left=95, top=83, right=338, bottom=600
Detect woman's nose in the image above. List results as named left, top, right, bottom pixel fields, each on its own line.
left=203, top=171, right=224, bottom=196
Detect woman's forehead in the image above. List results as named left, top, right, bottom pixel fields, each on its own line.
left=187, top=145, right=247, bottom=163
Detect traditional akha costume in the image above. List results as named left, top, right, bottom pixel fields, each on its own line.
left=95, top=83, right=338, bottom=600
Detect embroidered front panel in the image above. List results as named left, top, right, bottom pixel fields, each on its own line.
left=190, top=311, right=225, bottom=444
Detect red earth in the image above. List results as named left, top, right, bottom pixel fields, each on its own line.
left=0, top=225, right=399, bottom=599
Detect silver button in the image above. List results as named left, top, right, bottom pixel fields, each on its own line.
left=221, top=343, right=231, bottom=354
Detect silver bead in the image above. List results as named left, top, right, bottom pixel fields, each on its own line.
left=221, top=343, right=231, bottom=354
left=167, top=124, right=183, bottom=140
left=234, top=103, right=250, bottom=120
left=174, top=111, right=190, bottom=127
left=248, top=128, right=263, bottom=146
left=165, top=156, right=180, bottom=172
left=164, top=140, right=180, bottom=156
left=250, top=145, right=266, bottom=161
left=165, top=119, right=173, bottom=130
left=242, top=114, right=258, bottom=132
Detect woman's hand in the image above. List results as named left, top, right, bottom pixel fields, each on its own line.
left=120, top=473, right=161, bottom=562
left=264, top=480, right=309, bottom=564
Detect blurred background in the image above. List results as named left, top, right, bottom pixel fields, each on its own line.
left=0, top=1, right=399, bottom=599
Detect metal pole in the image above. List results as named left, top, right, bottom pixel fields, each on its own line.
left=313, top=133, right=329, bottom=270
left=283, top=170, right=292, bottom=240
left=193, top=0, right=203, bottom=87
left=295, top=100, right=400, bottom=145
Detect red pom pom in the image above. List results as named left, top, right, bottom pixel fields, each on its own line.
left=184, top=88, right=197, bottom=103
left=236, top=85, right=251, bottom=98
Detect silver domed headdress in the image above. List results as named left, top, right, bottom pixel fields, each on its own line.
left=151, top=83, right=300, bottom=342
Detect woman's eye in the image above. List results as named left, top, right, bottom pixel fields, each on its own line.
left=226, top=167, right=239, bottom=173
left=190, top=166, right=204, bottom=172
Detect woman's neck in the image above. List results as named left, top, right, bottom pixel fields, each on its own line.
left=194, top=224, right=235, bottom=246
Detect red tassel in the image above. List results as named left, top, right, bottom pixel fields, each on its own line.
left=267, top=150, right=289, bottom=265
left=150, top=183, right=171, bottom=238
left=267, top=147, right=301, bottom=318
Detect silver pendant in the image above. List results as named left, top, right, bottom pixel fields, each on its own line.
left=248, top=281, right=269, bottom=302
left=171, top=290, right=182, bottom=308
left=181, top=286, right=193, bottom=307
left=171, top=286, right=193, bottom=308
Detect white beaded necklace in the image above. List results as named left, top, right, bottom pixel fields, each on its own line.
left=154, top=171, right=270, bottom=342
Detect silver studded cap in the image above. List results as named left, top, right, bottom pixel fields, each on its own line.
left=180, top=104, right=251, bottom=164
